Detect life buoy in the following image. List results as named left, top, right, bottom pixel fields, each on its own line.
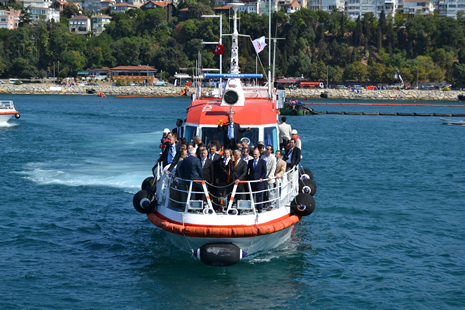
left=15, top=113, right=20, bottom=119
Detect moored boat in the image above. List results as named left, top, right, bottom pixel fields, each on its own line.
left=280, top=100, right=321, bottom=116
left=0, top=100, right=20, bottom=123
left=440, top=117, right=465, bottom=125
left=132, top=2, right=317, bottom=266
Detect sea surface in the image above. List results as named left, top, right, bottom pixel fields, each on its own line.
left=1, top=94, right=465, bottom=309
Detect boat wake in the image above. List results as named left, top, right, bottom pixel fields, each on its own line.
left=0, top=122, right=19, bottom=128
left=18, top=161, right=149, bottom=191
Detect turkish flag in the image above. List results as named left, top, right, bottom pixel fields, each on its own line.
left=214, top=44, right=224, bottom=55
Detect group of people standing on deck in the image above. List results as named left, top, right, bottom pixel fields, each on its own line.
left=155, top=114, right=302, bottom=212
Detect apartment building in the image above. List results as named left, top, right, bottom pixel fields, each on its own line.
left=18, top=0, right=60, bottom=22
left=346, top=0, right=398, bottom=19
left=69, top=15, right=91, bottom=34
left=401, top=0, right=433, bottom=17
left=0, top=9, right=21, bottom=30
left=438, top=0, right=465, bottom=18
left=91, top=14, right=111, bottom=35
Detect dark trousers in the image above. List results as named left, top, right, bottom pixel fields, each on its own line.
left=225, top=138, right=238, bottom=151
left=280, top=139, right=289, bottom=152
left=251, top=182, right=264, bottom=210
left=192, top=183, right=203, bottom=200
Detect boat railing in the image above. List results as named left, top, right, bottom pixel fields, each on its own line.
left=0, top=101, right=14, bottom=110
left=161, top=166, right=299, bottom=215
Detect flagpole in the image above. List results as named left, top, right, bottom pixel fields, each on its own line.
left=219, top=15, right=222, bottom=95
left=268, top=0, right=272, bottom=99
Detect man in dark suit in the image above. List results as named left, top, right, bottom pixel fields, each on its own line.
left=208, top=145, right=221, bottom=162
left=200, top=148, right=214, bottom=184
left=247, top=149, right=267, bottom=212
left=285, top=138, right=301, bottom=171
left=178, top=148, right=204, bottom=200
left=218, top=112, right=250, bottom=150
left=194, top=135, right=205, bottom=158
left=231, top=149, right=248, bottom=200
left=172, top=119, right=184, bottom=139
left=157, top=133, right=181, bottom=173
left=214, top=149, right=232, bottom=210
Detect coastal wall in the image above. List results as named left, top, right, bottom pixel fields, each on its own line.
left=1, top=84, right=463, bottom=101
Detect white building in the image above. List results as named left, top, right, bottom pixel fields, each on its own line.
left=401, top=0, right=433, bottom=17
left=115, top=0, right=145, bottom=7
left=109, top=2, right=138, bottom=12
left=438, top=0, right=465, bottom=18
left=239, top=1, right=259, bottom=13
left=346, top=0, right=398, bottom=20
left=18, top=0, right=60, bottom=22
left=278, top=0, right=302, bottom=14
left=68, top=15, right=91, bottom=34
left=91, top=13, right=111, bottom=35
left=29, top=7, right=60, bottom=22
left=322, top=0, right=345, bottom=11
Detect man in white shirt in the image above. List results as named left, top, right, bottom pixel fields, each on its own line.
left=278, top=117, right=292, bottom=151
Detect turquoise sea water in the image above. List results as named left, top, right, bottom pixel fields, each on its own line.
left=1, top=94, right=465, bottom=309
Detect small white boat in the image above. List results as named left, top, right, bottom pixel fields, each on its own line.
left=0, top=100, right=20, bottom=123
left=440, top=118, right=465, bottom=126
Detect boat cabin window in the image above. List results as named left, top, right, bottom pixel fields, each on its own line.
left=264, top=126, right=278, bottom=151
left=201, top=127, right=259, bottom=150
left=184, top=125, right=197, bottom=143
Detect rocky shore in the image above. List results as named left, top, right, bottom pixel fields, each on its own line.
left=0, top=83, right=463, bottom=101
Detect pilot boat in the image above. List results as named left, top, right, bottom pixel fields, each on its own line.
left=0, top=100, right=20, bottom=123
left=132, top=2, right=316, bottom=266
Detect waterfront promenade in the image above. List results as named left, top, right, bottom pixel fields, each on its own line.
left=0, top=84, right=463, bottom=101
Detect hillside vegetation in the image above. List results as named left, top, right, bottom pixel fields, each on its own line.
left=1, top=6, right=465, bottom=85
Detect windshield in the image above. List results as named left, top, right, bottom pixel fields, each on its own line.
left=264, top=126, right=278, bottom=151
left=201, top=127, right=259, bottom=150
left=184, top=125, right=197, bottom=144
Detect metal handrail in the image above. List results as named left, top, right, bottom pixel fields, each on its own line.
left=160, top=166, right=299, bottom=215
left=0, top=101, right=14, bottom=110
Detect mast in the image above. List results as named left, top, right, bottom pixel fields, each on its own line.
left=268, top=0, right=272, bottom=98
left=229, top=2, right=242, bottom=74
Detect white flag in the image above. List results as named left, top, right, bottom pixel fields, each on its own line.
left=252, top=36, right=267, bottom=54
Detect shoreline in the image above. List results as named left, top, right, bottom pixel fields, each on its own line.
left=1, top=84, right=463, bottom=101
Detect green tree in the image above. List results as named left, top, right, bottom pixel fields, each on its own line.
left=345, top=61, right=367, bottom=82
left=399, top=67, right=414, bottom=84
left=368, top=63, right=386, bottom=83
left=62, top=4, right=80, bottom=19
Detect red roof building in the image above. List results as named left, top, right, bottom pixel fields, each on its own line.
left=140, top=1, right=175, bottom=21
left=110, top=65, right=158, bottom=83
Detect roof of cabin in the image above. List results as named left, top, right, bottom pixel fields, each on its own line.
left=185, top=98, right=278, bottom=126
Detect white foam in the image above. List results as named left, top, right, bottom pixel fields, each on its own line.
left=0, top=122, right=19, bottom=127
left=18, top=161, right=151, bottom=191
left=17, top=130, right=163, bottom=191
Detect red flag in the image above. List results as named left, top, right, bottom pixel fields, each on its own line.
left=214, top=44, right=224, bottom=55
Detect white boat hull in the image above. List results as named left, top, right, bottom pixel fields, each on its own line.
left=0, top=114, right=14, bottom=123
left=440, top=118, right=465, bottom=125
left=163, top=224, right=295, bottom=256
